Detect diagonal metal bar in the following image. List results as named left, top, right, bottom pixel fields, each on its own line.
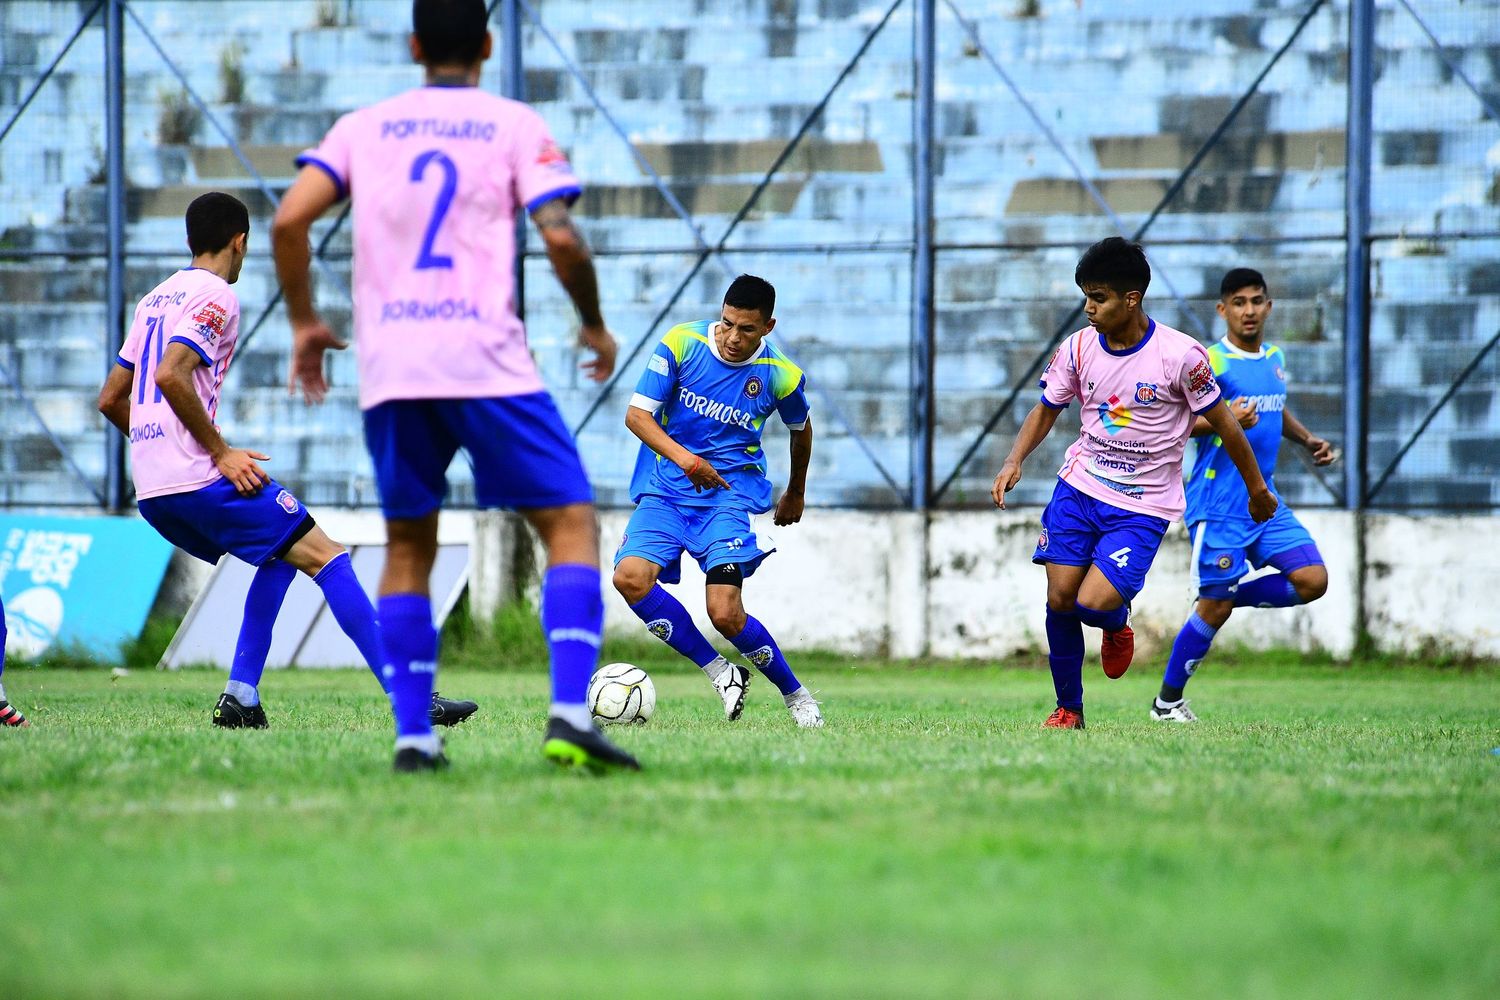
left=568, top=0, right=910, bottom=499
left=933, top=0, right=1328, bottom=503
left=0, top=0, right=104, bottom=147
left=123, top=2, right=347, bottom=299
left=0, top=357, right=106, bottom=505
left=235, top=203, right=353, bottom=355
left=942, top=0, right=1209, bottom=340
left=1395, top=0, right=1500, bottom=123
left=1367, top=326, right=1500, bottom=502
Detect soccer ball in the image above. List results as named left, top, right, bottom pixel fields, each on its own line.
left=587, top=662, right=656, bottom=725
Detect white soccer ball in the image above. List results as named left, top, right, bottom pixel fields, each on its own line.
left=587, top=662, right=656, bottom=725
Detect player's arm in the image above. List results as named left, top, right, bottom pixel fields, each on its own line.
left=992, top=401, right=1063, bottom=509
left=1202, top=399, right=1278, bottom=522
left=775, top=419, right=813, bottom=527
left=97, top=364, right=133, bottom=436
left=1192, top=396, right=1256, bottom=436
left=271, top=166, right=347, bottom=404
left=624, top=404, right=731, bottom=492
left=154, top=343, right=270, bottom=496
left=1281, top=406, right=1335, bottom=465
left=531, top=197, right=614, bottom=382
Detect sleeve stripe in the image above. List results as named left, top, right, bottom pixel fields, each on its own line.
left=166, top=335, right=213, bottom=368
left=294, top=154, right=348, bottom=201
left=1040, top=395, right=1068, bottom=410
left=1191, top=396, right=1222, bottom=416
left=628, top=393, right=664, bottom=414
left=116, top=356, right=135, bottom=371
left=525, top=185, right=582, bottom=213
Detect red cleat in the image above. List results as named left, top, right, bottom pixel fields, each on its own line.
left=1101, top=625, right=1135, bottom=679
left=1042, top=707, right=1085, bottom=729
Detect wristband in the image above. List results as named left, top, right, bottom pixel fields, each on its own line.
left=687, top=456, right=701, bottom=476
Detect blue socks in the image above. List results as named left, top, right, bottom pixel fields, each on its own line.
left=629, top=584, right=721, bottom=669
left=1233, top=573, right=1301, bottom=609
left=729, top=615, right=800, bottom=695
left=1075, top=601, right=1129, bottom=633
left=313, top=552, right=388, bottom=692
left=1161, top=612, right=1218, bottom=701
left=379, top=593, right=437, bottom=742
left=1045, top=606, right=1085, bottom=711
left=226, top=560, right=296, bottom=705
left=541, top=564, right=603, bottom=710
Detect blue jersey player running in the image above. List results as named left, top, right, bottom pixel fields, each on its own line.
left=612, top=275, right=823, bottom=727
left=1152, top=268, right=1335, bottom=722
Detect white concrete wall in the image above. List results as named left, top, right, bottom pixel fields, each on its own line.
left=473, top=508, right=1499, bottom=661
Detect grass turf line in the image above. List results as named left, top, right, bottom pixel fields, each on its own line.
left=2, top=664, right=1496, bottom=999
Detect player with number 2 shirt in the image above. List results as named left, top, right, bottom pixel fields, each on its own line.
left=991, top=238, right=1277, bottom=729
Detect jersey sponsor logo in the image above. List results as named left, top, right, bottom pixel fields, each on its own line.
left=1044, top=345, right=1062, bottom=375
left=646, top=618, right=674, bottom=642
left=1134, top=382, right=1158, bottom=405
left=648, top=355, right=670, bottom=375
left=191, top=302, right=229, bottom=342
left=1087, top=472, right=1145, bottom=499
left=677, top=388, right=756, bottom=430
left=744, top=375, right=763, bottom=399
left=379, top=298, right=482, bottom=323
left=379, top=118, right=497, bottom=142
left=1086, top=455, right=1140, bottom=481
left=1188, top=359, right=1218, bottom=399
left=536, top=140, right=570, bottom=170
left=275, top=489, right=300, bottom=515
left=1242, top=393, right=1286, bottom=413
left=128, top=422, right=166, bottom=443
left=1097, top=393, right=1133, bottom=435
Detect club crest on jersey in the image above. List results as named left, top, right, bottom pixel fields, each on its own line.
left=744, top=375, right=764, bottom=399
left=1216, top=555, right=1233, bottom=570
left=1134, top=382, right=1159, bottom=405
left=275, top=490, right=300, bottom=515
left=1274, top=365, right=1286, bottom=381
left=1038, top=527, right=1049, bottom=550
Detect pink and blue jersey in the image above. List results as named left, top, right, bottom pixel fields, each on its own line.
left=297, top=84, right=582, bottom=410
left=1040, top=319, right=1222, bottom=522
left=116, top=267, right=241, bottom=500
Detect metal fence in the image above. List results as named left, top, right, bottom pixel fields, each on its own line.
left=0, top=0, right=1495, bottom=512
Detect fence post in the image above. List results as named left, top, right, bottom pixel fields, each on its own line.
left=911, top=0, right=935, bottom=511
left=500, top=0, right=526, bottom=320
left=104, top=0, right=127, bottom=512
left=1344, top=0, right=1374, bottom=511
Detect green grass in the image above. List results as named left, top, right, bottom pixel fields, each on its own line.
left=2, top=660, right=1497, bottom=999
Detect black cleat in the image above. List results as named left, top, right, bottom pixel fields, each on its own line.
left=0, top=700, right=29, bottom=728
left=429, top=692, right=478, bottom=727
left=212, top=693, right=268, bottom=730
left=542, top=716, right=641, bottom=772
left=393, top=745, right=450, bottom=773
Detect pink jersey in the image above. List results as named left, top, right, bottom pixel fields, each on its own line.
left=1040, top=319, right=1222, bottom=521
left=298, top=85, right=582, bottom=409
left=117, top=268, right=241, bottom=500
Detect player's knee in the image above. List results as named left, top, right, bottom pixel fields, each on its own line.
left=1292, top=566, right=1328, bottom=603
left=707, top=601, right=745, bottom=638
left=1195, top=598, right=1234, bottom=629
left=612, top=564, right=651, bottom=604
left=1045, top=587, right=1077, bottom=613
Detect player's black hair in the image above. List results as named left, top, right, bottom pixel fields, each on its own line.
left=1074, top=237, right=1151, bottom=295
left=185, top=192, right=249, bottom=256
left=723, top=274, right=776, bottom=321
left=1220, top=267, right=1268, bottom=298
left=412, top=0, right=488, bottom=66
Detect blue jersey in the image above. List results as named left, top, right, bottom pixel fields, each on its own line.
left=628, top=319, right=811, bottom=513
left=1183, top=338, right=1289, bottom=525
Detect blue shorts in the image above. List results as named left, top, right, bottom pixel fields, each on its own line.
left=1032, top=478, right=1170, bottom=603
left=363, top=393, right=593, bottom=519
left=138, top=477, right=314, bottom=567
left=615, top=495, right=774, bottom=586
left=1191, top=506, right=1322, bottom=596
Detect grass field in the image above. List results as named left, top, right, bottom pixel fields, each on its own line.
left=2, top=657, right=1497, bottom=999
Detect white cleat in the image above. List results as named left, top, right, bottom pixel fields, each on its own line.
left=785, top=689, right=824, bottom=729
left=710, top=658, right=751, bottom=721
left=1150, top=698, right=1199, bottom=723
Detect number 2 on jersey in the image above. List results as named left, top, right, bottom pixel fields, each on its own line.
left=409, top=150, right=457, bottom=270
left=137, top=315, right=166, bottom=404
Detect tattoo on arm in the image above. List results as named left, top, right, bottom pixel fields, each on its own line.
left=531, top=199, right=603, bottom=327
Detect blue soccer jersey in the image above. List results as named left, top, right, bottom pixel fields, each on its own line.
left=1183, top=338, right=1289, bottom=524
left=628, top=319, right=810, bottom=513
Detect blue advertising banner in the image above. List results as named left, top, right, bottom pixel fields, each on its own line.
left=0, top=515, right=175, bottom=659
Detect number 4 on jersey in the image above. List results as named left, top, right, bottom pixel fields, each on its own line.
left=1109, top=547, right=1131, bottom=568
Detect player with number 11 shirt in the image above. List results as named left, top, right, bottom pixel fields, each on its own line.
left=992, top=238, right=1277, bottom=729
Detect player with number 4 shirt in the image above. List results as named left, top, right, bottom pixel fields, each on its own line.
left=992, top=238, right=1277, bottom=729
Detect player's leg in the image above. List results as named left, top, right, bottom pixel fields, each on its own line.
left=704, top=566, right=819, bottom=727
left=218, top=559, right=296, bottom=728
left=0, top=592, right=27, bottom=728
left=1033, top=481, right=1095, bottom=729
left=1239, top=510, right=1327, bottom=608
left=455, top=393, right=637, bottom=771
left=612, top=500, right=736, bottom=695
left=1078, top=503, right=1171, bottom=680
left=1154, top=522, right=1240, bottom=722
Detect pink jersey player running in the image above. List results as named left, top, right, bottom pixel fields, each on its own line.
left=271, top=0, right=637, bottom=773
left=992, top=237, right=1277, bottom=729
